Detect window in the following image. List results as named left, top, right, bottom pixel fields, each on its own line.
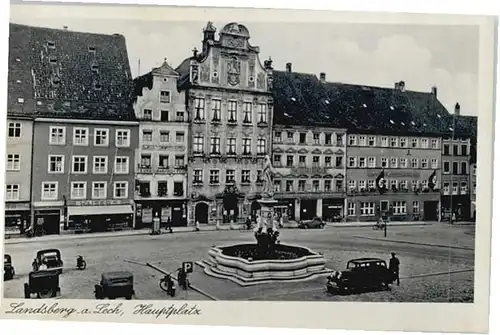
left=258, top=103, right=267, bottom=123
left=173, top=182, right=184, bottom=196
left=194, top=98, right=205, bottom=120
left=91, top=182, right=106, bottom=199
left=431, top=139, right=439, bottom=149
left=460, top=182, right=468, bottom=194
left=242, top=138, right=251, bottom=155
left=73, top=128, right=88, bottom=146
left=5, top=184, right=19, bottom=201
left=7, top=153, right=20, bottom=171
left=226, top=169, right=235, bottom=184
left=412, top=201, right=419, bottom=214
left=299, top=133, right=306, bottom=144
left=400, top=180, right=408, bottom=189
left=368, top=136, right=375, bottom=146
left=336, top=156, right=343, bottom=167
left=390, top=179, right=398, bottom=190
left=452, top=162, right=459, bottom=174
left=243, top=102, right=252, bottom=123
left=256, top=170, right=263, bottom=183
left=8, top=122, right=21, bottom=138
left=228, top=100, right=237, bottom=122
left=312, top=156, right=320, bottom=167
left=349, top=180, right=356, bottom=190
left=299, top=155, right=306, bottom=166
left=143, top=109, right=152, bottom=120
left=411, top=158, right=418, bottom=169
left=158, top=182, right=168, bottom=196
left=348, top=135, right=357, bottom=146
left=312, top=180, right=320, bottom=192
left=286, top=155, right=294, bottom=167
left=92, top=156, right=107, bottom=174
left=453, top=144, right=459, bottom=156
left=71, top=182, right=87, bottom=199
left=212, top=99, right=221, bottom=121
left=175, top=155, right=184, bottom=167
left=400, top=137, right=407, bottom=148
left=473, top=183, right=476, bottom=194
left=392, top=201, right=407, bottom=215
left=287, top=131, right=295, bottom=143
left=176, top=131, right=185, bottom=143
left=114, top=156, right=129, bottom=174
left=390, top=137, right=397, bottom=147
left=461, top=162, right=467, bottom=174
left=274, top=131, right=282, bottom=143
left=227, top=137, right=236, bottom=155
left=360, top=202, right=375, bottom=216
left=444, top=144, right=450, bottom=155
left=298, top=180, right=306, bottom=191
left=142, top=130, right=153, bottom=142
left=348, top=202, right=356, bottom=216
left=359, top=180, right=367, bottom=190
left=359, top=157, right=366, bottom=168
left=210, top=137, right=221, bottom=154
left=324, top=180, right=331, bottom=191
left=116, top=129, right=130, bottom=147
left=325, top=156, right=332, bottom=167
left=412, top=180, right=419, bottom=191
left=72, top=156, right=87, bottom=174
left=443, top=182, right=450, bottom=194
left=257, top=138, right=266, bottom=154
left=325, top=134, right=332, bottom=145
left=399, top=158, right=407, bottom=168
left=160, top=90, right=171, bottom=103
left=273, top=154, right=282, bottom=166
left=273, top=180, right=282, bottom=192
left=241, top=170, right=251, bottom=183
left=176, top=111, right=184, bottom=121
left=390, top=157, right=397, bottom=168
left=421, top=138, right=429, bottom=148
left=49, top=126, right=66, bottom=145
left=158, top=155, right=169, bottom=168
left=160, top=110, right=169, bottom=121
left=209, top=170, right=220, bottom=184
left=113, top=182, right=128, bottom=198
left=336, top=134, right=343, bottom=146
left=160, top=131, right=169, bottom=142
left=381, top=157, right=388, bottom=168
left=18, top=97, right=24, bottom=103
left=431, top=158, right=438, bottom=169
left=48, top=155, right=64, bottom=173
left=411, top=138, right=418, bottom=148
left=286, top=180, right=294, bottom=192
left=381, top=136, right=388, bottom=147
left=193, top=169, right=203, bottom=183
left=94, top=129, right=109, bottom=146
left=421, top=158, right=428, bottom=169
left=358, top=135, right=366, bottom=146
left=42, top=182, right=58, bottom=200
left=368, top=180, right=375, bottom=189
left=461, top=145, right=468, bottom=156
left=452, top=182, right=458, bottom=194
left=443, top=161, right=450, bottom=173
left=348, top=157, right=357, bottom=168
left=313, top=133, right=320, bottom=144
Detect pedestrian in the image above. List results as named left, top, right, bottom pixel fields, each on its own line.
left=166, top=217, right=173, bottom=233
left=389, top=252, right=400, bottom=286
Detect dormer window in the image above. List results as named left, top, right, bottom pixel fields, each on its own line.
left=37, top=101, right=43, bottom=106
left=47, top=41, right=56, bottom=49
left=52, top=77, right=61, bottom=86
left=88, top=46, right=96, bottom=53
left=15, top=58, right=21, bottom=62
left=91, top=63, right=99, bottom=72
left=17, top=98, right=24, bottom=103
left=16, top=80, right=21, bottom=84
left=49, top=57, right=57, bottom=64
left=94, top=82, right=102, bottom=90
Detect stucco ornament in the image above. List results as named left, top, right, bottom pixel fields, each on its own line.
left=227, top=57, right=241, bottom=86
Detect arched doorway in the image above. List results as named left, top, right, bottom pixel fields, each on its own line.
left=250, top=201, right=261, bottom=219
left=195, top=203, right=209, bottom=224
left=222, top=187, right=239, bottom=223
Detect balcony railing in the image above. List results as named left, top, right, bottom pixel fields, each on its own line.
left=137, top=164, right=153, bottom=174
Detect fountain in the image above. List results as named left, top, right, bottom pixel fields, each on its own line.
left=197, top=155, right=330, bottom=286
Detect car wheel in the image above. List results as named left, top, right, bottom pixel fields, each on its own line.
left=24, top=283, right=31, bottom=299
left=38, top=288, right=55, bottom=299
left=94, top=285, right=103, bottom=299
left=126, top=295, right=132, bottom=300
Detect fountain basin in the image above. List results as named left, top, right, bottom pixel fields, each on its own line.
left=197, top=243, right=331, bottom=286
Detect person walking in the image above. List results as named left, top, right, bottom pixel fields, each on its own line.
left=389, top=252, right=400, bottom=286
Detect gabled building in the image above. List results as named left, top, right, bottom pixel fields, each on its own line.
left=8, top=23, right=139, bottom=235
left=132, top=59, right=189, bottom=227
left=176, top=22, right=274, bottom=226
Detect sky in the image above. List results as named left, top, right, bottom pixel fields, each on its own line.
left=9, top=15, right=479, bottom=116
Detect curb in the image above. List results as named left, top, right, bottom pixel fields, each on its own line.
left=325, top=222, right=434, bottom=228
left=352, top=236, right=474, bottom=251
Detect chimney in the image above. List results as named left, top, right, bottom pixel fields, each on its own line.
left=398, top=81, right=405, bottom=91
left=319, top=72, right=326, bottom=83
left=455, top=102, right=461, bottom=115
left=63, top=26, right=68, bottom=30
left=286, top=62, right=292, bottom=73
left=431, top=86, right=437, bottom=96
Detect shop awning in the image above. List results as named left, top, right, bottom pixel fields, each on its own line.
left=68, top=205, right=133, bottom=217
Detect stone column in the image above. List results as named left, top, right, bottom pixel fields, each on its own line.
left=294, top=198, right=301, bottom=221
left=316, top=199, right=323, bottom=219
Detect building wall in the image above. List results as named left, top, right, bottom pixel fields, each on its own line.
left=346, top=133, right=442, bottom=222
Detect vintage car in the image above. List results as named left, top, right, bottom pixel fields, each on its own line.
left=32, top=249, right=63, bottom=274
left=298, top=217, right=325, bottom=229
left=326, top=258, right=396, bottom=294
left=24, top=270, right=61, bottom=299
left=94, top=271, right=135, bottom=300
left=4, top=254, right=15, bottom=281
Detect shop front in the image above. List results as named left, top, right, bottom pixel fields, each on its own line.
left=136, top=200, right=187, bottom=228
left=274, top=199, right=295, bottom=223
left=4, top=202, right=31, bottom=236
left=322, top=198, right=344, bottom=222
left=32, top=202, right=63, bottom=236
left=66, top=199, right=134, bottom=233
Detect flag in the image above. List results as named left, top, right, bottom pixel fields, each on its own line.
left=428, top=170, right=437, bottom=190
left=376, top=170, right=387, bottom=194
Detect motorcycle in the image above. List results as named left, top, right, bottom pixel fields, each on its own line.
left=159, top=274, right=176, bottom=297
left=76, top=255, right=87, bottom=270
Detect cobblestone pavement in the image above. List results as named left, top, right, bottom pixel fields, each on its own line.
left=3, top=224, right=474, bottom=302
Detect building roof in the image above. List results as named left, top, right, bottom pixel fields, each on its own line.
left=8, top=23, right=136, bottom=121
left=272, top=70, right=477, bottom=137
left=133, top=59, right=180, bottom=103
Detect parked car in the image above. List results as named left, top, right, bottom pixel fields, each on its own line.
left=94, top=271, right=135, bottom=300
left=326, top=258, right=396, bottom=294
left=298, top=217, right=325, bottom=229
left=32, top=249, right=64, bottom=274
left=24, top=270, right=61, bottom=299
left=4, top=254, right=15, bottom=281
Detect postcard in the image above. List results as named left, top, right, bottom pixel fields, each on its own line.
left=0, top=2, right=496, bottom=333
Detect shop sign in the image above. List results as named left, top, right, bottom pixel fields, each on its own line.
left=290, top=167, right=331, bottom=175
left=142, top=208, right=153, bottom=223
left=142, top=144, right=186, bottom=151
left=69, top=199, right=131, bottom=206
left=367, top=171, right=420, bottom=178
left=5, top=202, right=30, bottom=211
left=161, top=207, right=170, bottom=222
